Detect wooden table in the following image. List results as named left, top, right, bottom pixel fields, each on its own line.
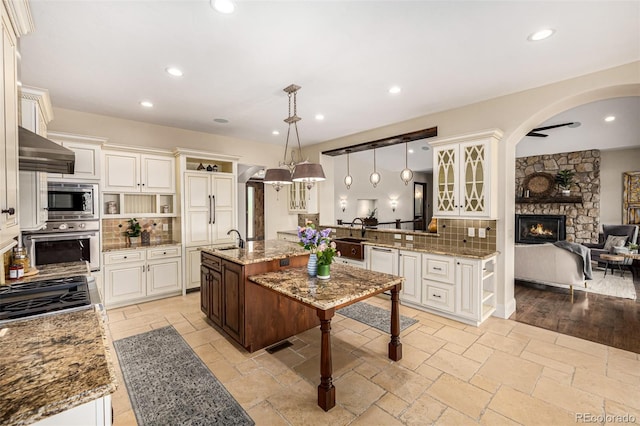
left=600, top=253, right=626, bottom=277
left=622, top=252, right=640, bottom=281
left=249, top=263, right=404, bottom=411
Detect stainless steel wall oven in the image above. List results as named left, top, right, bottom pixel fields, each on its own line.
left=23, top=220, right=100, bottom=271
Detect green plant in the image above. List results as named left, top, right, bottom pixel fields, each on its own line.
left=124, top=218, right=142, bottom=237
left=555, top=169, right=575, bottom=190
left=628, top=242, right=639, bottom=251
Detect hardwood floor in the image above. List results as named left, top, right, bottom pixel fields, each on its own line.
left=511, top=271, right=640, bottom=353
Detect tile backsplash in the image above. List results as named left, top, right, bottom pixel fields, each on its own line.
left=102, top=218, right=173, bottom=247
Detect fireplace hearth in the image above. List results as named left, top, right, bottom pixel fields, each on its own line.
left=515, top=214, right=566, bottom=244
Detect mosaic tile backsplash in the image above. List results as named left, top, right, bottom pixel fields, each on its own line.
left=102, top=218, right=173, bottom=247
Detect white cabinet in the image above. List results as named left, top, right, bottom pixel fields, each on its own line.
left=399, top=249, right=421, bottom=304
left=336, top=257, right=366, bottom=269
left=185, top=246, right=203, bottom=290
left=431, top=130, right=500, bottom=218
left=103, top=150, right=175, bottom=193
left=33, top=394, right=112, bottom=426
left=19, top=86, right=52, bottom=231
left=0, top=4, right=20, bottom=250
left=288, top=182, right=307, bottom=212
left=184, top=172, right=235, bottom=247
left=103, top=244, right=182, bottom=307
left=366, top=245, right=398, bottom=275
left=47, top=132, right=104, bottom=181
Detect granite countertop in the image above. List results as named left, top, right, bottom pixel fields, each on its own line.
left=277, top=229, right=298, bottom=236
left=102, top=239, right=180, bottom=252
left=201, top=239, right=308, bottom=265
left=4, top=261, right=91, bottom=286
left=360, top=241, right=499, bottom=260
left=0, top=307, right=118, bottom=426
left=248, top=263, right=403, bottom=311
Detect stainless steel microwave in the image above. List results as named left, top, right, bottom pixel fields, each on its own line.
left=47, top=182, right=99, bottom=220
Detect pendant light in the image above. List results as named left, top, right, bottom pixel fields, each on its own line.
left=265, top=84, right=325, bottom=192
left=400, top=142, right=414, bottom=185
left=369, top=147, right=381, bottom=188
left=344, top=150, right=353, bottom=189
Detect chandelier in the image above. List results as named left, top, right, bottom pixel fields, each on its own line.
left=264, top=84, right=325, bottom=192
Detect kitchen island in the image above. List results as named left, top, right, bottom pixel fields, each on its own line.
left=249, top=263, right=404, bottom=411
left=0, top=307, right=117, bottom=426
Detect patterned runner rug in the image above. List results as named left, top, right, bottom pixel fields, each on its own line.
left=337, top=301, right=418, bottom=333
left=114, top=326, right=254, bottom=426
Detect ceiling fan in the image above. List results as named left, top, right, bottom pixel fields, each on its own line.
left=526, top=122, right=581, bottom=137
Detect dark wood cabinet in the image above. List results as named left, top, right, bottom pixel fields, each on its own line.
left=200, top=250, right=319, bottom=352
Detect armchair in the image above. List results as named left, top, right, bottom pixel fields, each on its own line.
left=583, top=225, right=639, bottom=265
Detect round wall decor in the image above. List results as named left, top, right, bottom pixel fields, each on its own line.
left=523, top=172, right=555, bottom=197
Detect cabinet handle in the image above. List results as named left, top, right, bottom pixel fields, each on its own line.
left=208, top=195, right=212, bottom=224
left=432, top=294, right=441, bottom=298
left=212, top=195, right=216, bottom=224
left=351, top=248, right=357, bottom=255
left=1, top=208, right=15, bottom=215
left=163, top=251, right=167, bottom=255
left=372, top=247, right=392, bottom=252
left=433, top=267, right=442, bottom=271
left=124, top=256, right=127, bottom=259
left=137, top=183, right=140, bottom=186
left=147, top=265, right=150, bottom=272
left=457, top=262, right=460, bottom=265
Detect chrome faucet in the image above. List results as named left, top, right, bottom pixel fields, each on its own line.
left=351, top=218, right=366, bottom=238
left=227, top=229, right=245, bottom=249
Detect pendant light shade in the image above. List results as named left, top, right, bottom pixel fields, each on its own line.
left=264, top=84, right=325, bottom=191
left=344, top=151, right=353, bottom=189
left=370, top=148, right=381, bottom=188
left=400, top=142, right=414, bottom=185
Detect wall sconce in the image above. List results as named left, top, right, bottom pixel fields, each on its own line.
left=340, top=199, right=347, bottom=212
left=390, top=199, right=398, bottom=212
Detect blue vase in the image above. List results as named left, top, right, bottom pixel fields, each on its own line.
left=307, top=253, right=318, bottom=277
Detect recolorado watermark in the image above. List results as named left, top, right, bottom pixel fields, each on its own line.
left=576, top=413, right=636, bottom=423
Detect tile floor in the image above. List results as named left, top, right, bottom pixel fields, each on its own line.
left=106, top=293, right=640, bottom=425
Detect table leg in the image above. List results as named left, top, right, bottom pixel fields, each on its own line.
left=317, top=308, right=335, bottom=411
left=388, top=284, right=403, bottom=361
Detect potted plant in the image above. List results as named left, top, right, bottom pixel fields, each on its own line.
left=555, top=169, right=575, bottom=196
left=363, top=208, right=378, bottom=227
left=124, top=218, right=142, bottom=244
left=628, top=242, right=639, bottom=254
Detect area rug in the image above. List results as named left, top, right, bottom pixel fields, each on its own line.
left=113, top=326, right=254, bottom=426
left=521, top=268, right=637, bottom=300
left=337, top=302, right=418, bottom=333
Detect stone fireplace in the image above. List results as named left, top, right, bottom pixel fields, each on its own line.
left=515, top=214, right=566, bottom=244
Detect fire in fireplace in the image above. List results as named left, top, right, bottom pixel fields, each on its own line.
left=515, top=214, right=566, bottom=244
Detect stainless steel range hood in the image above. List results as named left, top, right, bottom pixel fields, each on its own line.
left=18, top=126, right=75, bottom=174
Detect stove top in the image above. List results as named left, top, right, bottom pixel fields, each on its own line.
left=0, top=275, right=93, bottom=322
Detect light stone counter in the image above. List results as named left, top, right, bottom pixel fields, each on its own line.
left=3, top=261, right=91, bottom=286
left=249, top=263, right=403, bottom=310
left=360, top=240, right=499, bottom=260
left=0, top=307, right=117, bottom=426
left=201, top=239, right=308, bottom=265
left=102, top=239, right=180, bottom=252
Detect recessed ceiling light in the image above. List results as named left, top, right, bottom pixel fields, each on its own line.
left=315, top=114, right=325, bottom=121
left=408, top=149, right=414, bottom=154
left=213, top=118, right=229, bottom=124
left=389, top=86, right=401, bottom=94
left=528, top=28, right=555, bottom=41
left=211, top=0, right=235, bottom=14
left=166, top=67, right=183, bottom=77
left=140, top=100, right=153, bottom=108
left=604, top=115, right=616, bottom=122
left=272, top=130, right=280, bottom=135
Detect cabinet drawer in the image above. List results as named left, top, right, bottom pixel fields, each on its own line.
left=147, top=245, right=181, bottom=259
left=422, top=254, right=455, bottom=284
left=201, top=251, right=221, bottom=271
left=103, top=250, right=146, bottom=265
left=423, top=280, right=455, bottom=313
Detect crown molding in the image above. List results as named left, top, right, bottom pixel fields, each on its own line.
left=20, top=85, right=54, bottom=124
left=4, top=0, right=34, bottom=36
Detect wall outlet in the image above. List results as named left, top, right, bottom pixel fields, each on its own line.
left=162, top=223, right=169, bottom=231
left=478, top=227, right=486, bottom=238
left=394, top=234, right=402, bottom=240
left=406, top=235, right=413, bottom=241
left=468, top=227, right=475, bottom=237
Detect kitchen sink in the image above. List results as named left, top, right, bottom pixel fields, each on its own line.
left=333, top=237, right=366, bottom=260
left=215, top=245, right=240, bottom=251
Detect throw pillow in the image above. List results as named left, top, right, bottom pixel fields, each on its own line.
left=603, top=235, right=628, bottom=252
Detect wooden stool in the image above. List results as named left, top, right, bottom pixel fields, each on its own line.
left=600, top=253, right=626, bottom=277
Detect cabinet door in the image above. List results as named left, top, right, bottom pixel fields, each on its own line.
left=147, top=257, right=182, bottom=296
left=104, top=261, right=145, bottom=306
left=212, top=175, right=235, bottom=244
left=0, top=15, right=19, bottom=245
left=103, top=151, right=139, bottom=192
left=186, top=247, right=203, bottom=289
left=209, top=268, right=222, bottom=327
left=367, top=246, right=398, bottom=275
left=288, top=182, right=307, bottom=212
left=200, top=265, right=210, bottom=315
left=455, top=258, right=479, bottom=320
left=460, top=140, right=489, bottom=217
left=399, top=250, right=421, bottom=304
left=185, top=173, right=212, bottom=246
left=433, top=145, right=458, bottom=216
left=62, top=141, right=101, bottom=180
left=141, top=154, right=175, bottom=193
left=221, top=260, right=243, bottom=343
left=18, top=171, right=47, bottom=231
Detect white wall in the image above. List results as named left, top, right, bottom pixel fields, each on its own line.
left=600, top=147, right=640, bottom=226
